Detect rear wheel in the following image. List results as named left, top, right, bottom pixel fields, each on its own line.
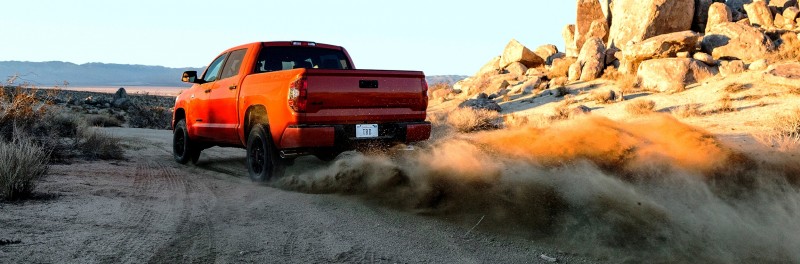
left=246, top=124, right=285, bottom=182
left=173, top=119, right=199, bottom=164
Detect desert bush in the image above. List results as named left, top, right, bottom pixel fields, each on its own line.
left=757, top=108, right=800, bottom=150
left=672, top=104, right=702, bottom=118
left=0, top=139, right=49, bottom=201
left=767, top=32, right=800, bottom=62
left=626, top=100, right=656, bottom=116
left=553, top=86, right=570, bottom=97
left=602, top=66, right=639, bottom=94
left=723, top=83, right=747, bottom=93
left=715, top=94, right=736, bottom=113
left=127, top=105, right=172, bottom=129
left=0, top=88, right=49, bottom=141
left=86, top=114, right=123, bottom=127
left=551, top=97, right=578, bottom=120
left=75, top=127, right=125, bottom=160
left=447, top=107, right=500, bottom=133
left=589, top=89, right=616, bottom=104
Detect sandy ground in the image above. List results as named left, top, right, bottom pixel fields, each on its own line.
left=0, top=128, right=593, bottom=263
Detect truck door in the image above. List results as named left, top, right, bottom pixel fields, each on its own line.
left=206, top=48, right=247, bottom=144
left=192, top=53, right=227, bottom=139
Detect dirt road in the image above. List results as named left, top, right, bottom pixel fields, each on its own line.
left=0, top=128, right=587, bottom=263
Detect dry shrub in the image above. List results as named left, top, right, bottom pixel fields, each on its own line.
left=127, top=105, right=172, bottom=129
left=553, top=86, right=570, bottom=97
left=672, top=104, right=702, bottom=118
left=75, top=127, right=125, bottom=160
left=447, top=107, right=500, bottom=133
left=723, top=83, right=747, bottom=93
left=589, top=89, right=616, bottom=104
left=626, top=100, right=656, bottom=116
left=602, top=66, right=639, bottom=93
left=0, top=139, right=49, bottom=200
left=429, top=82, right=451, bottom=92
left=715, top=94, right=736, bottom=113
left=552, top=99, right=574, bottom=120
left=0, top=87, right=49, bottom=141
left=757, top=108, right=800, bottom=150
left=767, top=32, right=800, bottom=62
left=86, top=114, right=123, bottom=127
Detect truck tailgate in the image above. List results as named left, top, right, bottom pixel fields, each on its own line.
left=304, top=69, right=427, bottom=113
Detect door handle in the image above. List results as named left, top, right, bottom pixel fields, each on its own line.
left=229, top=85, right=237, bottom=90
left=204, top=89, right=211, bottom=93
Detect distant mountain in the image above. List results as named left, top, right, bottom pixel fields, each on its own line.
left=0, top=61, right=201, bottom=87
left=426, top=75, right=468, bottom=85
left=0, top=61, right=466, bottom=87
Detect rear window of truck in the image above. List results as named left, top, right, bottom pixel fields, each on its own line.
left=254, top=46, right=352, bottom=73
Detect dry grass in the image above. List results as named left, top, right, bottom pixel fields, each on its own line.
left=756, top=108, right=800, bottom=150
left=602, top=66, right=639, bottom=94
left=626, top=100, right=656, bottom=116
left=0, top=139, right=49, bottom=201
left=551, top=97, right=577, bottom=120
left=723, top=83, right=748, bottom=93
left=767, top=32, right=800, bottom=62
left=589, top=89, right=616, bottom=104
left=715, top=94, right=737, bottom=113
left=86, top=114, right=124, bottom=127
left=672, top=104, right=702, bottom=118
left=75, top=127, right=125, bottom=160
left=447, top=107, right=500, bottom=133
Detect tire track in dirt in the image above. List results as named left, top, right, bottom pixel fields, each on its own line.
left=147, top=160, right=218, bottom=263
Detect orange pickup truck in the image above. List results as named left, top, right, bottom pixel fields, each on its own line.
left=172, top=41, right=431, bottom=181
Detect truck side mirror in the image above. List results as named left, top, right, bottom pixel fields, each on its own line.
left=182, top=71, right=198, bottom=83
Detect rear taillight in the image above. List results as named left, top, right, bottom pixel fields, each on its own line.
left=421, top=79, right=429, bottom=109
left=288, top=77, right=308, bottom=112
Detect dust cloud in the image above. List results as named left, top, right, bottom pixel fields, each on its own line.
left=274, top=114, right=800, bottom=262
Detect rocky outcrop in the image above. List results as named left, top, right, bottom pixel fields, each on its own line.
left=707, top=2, right=734, bottom=32
left=785, top=7, right=800, bottom=28
left=500, top=39, right=544, bottom=69
left=563, top=25, right=578, bottom=57
left=576, top=0, right=607, bottom=51
left=459, top=93, right=502, bottom=112
left=506, top=62, right=528, bottom=77
left=534, top=45, right=559, bottom=63
left=588, top=19, right=610, bottom=42
left=608, top=0, right=695, bottom=49
left=477, top=57, right=501, bottom=75
left=577, top=37, right=607, bottom=81
left=619, top=31, right=702, bottom=74
left=701, top=22, right=776, bottom=63
left=744, top=0, right=775, bottom=28
left=637, top=58, right=718, bottom=92
left=719, top=60, right=746, bottom=76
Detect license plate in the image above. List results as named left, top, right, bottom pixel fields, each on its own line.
left=355, top=124, right=379, bottom=138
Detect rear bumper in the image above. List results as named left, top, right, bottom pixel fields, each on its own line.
left=278, top=121, right=431, bottom=150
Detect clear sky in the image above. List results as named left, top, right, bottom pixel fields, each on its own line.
left=0, top=0, right=575, bottom=76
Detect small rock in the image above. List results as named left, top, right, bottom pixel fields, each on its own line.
left=748, top=59, right=769, bottom=71
left=505, top=62, right=528, bottom=77
left=693, top=52, right=717, bottom=66
left=458, top=96, right=502, bottom=112
left=720, top=60, right=746, bottom=76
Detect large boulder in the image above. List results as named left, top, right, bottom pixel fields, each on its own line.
left=576, top=0, right=607, bottom=52
left=588, top=19, right=610, bottom=43
left=619, top=31, right=702, bottom=74
left=600, top=0, right=613, bottom=25
left=693, top=0, right=715, bottom=32
left=719, top=60, right=746, bottom=76
left=785, top=7, right=800, bottom=27
left=500, top=39, right=544, bottom=69
left=577, top=37, right=607, bottom=81
left=706, top=2, right=733, bottom=32
left=701, top=22, right=776, bottom=63
left=505, top=62, right=528, bottom=77
left=744, top=0, right=775, bottom=28
left=534, top=44, right=559, bottom=63
left=477, top=56, right=501, bottom=75
left=637, top=58, right=718, bottom=92
left=563, top=24, right=579, bottom=57
left=608, top=0, right=696, bottom=49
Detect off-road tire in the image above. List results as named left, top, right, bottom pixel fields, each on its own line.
left=173, top=119, right=199, bottom=164
left=246, top=124, right=285, bottom=182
